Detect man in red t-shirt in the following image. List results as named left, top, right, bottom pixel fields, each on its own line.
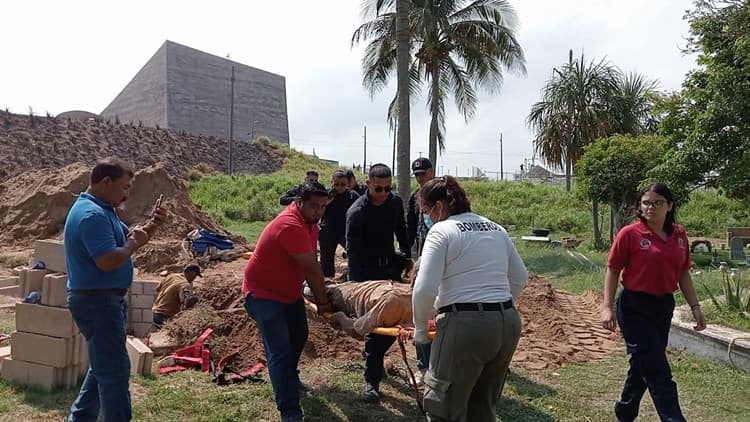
left=243, top=182, right=333, bottom=422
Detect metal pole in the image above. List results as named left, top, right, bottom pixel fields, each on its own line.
left=363, top=125, right=367, bottom=175
left=229, top=65, right=235, bottom=175
left=499, top=132, right=504, bottom=180
left=392, top=124, right=397, bottom=174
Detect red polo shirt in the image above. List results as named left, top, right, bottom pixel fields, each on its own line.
left=607, top=220, right=691, bottom=295
left=242, top=204, right=318, bottom=303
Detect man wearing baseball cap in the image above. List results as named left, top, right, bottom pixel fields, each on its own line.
left=407, top=157, right=434, bottom=257
left=151, top=263, right=201, bottom=328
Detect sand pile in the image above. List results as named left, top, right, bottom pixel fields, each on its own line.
left=514, top=275, right=619, bottom=369
left=165, top=266, right=362, bottom=371
left=0, top=162, right=247, bottom=273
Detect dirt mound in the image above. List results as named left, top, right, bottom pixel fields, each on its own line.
left=0, top=162, right=248, bottom=272
left=0, top=109, right=285, bottom=179
left=165, top=264, right=362, bottom=371
left=514, top=275, right=619, bottom=369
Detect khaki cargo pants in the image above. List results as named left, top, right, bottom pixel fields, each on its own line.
left=423, top=306, right=522, bottom=422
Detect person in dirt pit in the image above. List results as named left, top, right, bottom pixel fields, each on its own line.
left=64, top=157, right=167, bottom=422
left=319, top=170, right=360, bottom=278
left=280, top=170, right=319, bottom=206
left=151, top=263, right=201, bottom=328
left=243, top=182, right=334, bottom=422
left=345, top=163, right=414, bottom=403
left=405, top=175, right=527, bottom=422
left=601, top=183, right=706, bottom=422
left=345, top=168, right=368, bottom=196
left=405, top=157, right=435, bottom=386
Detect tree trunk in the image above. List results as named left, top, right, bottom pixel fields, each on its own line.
left=396, top=0, right=411, bottom=212
left=609, top=205, right=615, bottom=242
left=591, top=199, right=602, bottom=248
left=428, top=67, right=440, bottom=169
left=565, top=158, right=571, bottom=191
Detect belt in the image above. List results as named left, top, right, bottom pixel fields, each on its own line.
left=69, top=288, right=128, bottom=297
left=438, top=300, right=514, bottom=314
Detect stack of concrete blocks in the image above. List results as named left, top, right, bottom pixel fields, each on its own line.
left=127, top=280, right=160, bottom=337
left=0, top=240, right=88, bottom=390
left=126, top=336, right=154, bottom=376
left=0, top=273, right=21, bottom=298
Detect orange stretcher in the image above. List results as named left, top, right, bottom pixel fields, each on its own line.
left=303, top=298, right=436, bottom=340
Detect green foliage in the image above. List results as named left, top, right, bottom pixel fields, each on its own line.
left=576, top=135, right=666, bottom=230
left=353, top=0, right=526, bottom=165
left=653, top=0, right=750, bottom=200
left=700, top=266, right=750, bottom=313
left=679, top=189, right=750, bottom=236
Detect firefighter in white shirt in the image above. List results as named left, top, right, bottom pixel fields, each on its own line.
left=409, top=176, right=528, bottom=422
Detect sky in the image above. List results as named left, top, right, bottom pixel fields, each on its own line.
left=1, top=0, right=698, bottom=178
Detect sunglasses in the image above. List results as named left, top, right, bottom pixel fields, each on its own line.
left=372, top=185, right=392, bottom=193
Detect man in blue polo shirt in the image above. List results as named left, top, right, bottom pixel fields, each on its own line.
left=65, top=158, right=166, bottom=422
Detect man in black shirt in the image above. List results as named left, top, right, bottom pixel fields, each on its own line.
left=407, top=157, right=435, bottom=258
left=345, top=169, right=368, bottom=197
left=280, top=170, right=319, bottom=205
left=345, top=163, right=413, bottom=403
left=319, top=170, right=359, bottom=278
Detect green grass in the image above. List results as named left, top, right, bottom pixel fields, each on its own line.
left=1, top=350, right=748, bottom=421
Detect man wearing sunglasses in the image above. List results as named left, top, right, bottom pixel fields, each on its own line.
left=319, top=170, right=360, bottom=278
left=345, top=163, right=413, bottom=403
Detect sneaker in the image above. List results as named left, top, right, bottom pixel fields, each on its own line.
left=412, top=368, right=426, bottom=388
left=362, top=382, right=380, bottom=402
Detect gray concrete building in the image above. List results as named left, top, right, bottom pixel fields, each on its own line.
left=101, top=40, right=289, bottom=143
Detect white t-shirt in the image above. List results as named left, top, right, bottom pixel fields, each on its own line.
left=412, top=212, right=528, bottom=341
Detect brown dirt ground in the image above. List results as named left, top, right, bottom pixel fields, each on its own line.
left=162, top=255, right=618, bottom=373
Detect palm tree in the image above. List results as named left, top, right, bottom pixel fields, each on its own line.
left=353, top=0, right=526, bottom=169
left=526, top=51, right=619, bottom=192
left=396, top=0, right=412, bottom=209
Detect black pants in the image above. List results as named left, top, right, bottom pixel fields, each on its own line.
left=364, top=333, right=396, bottom=386
left=615, top=289, right=686, bottom=422
left=360, top=258, right=404, bottom=282
left=319, top=230, right=345, bottom=277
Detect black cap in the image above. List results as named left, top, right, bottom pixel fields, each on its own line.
left=411, top=157, right=433, bottom=175
left=184, top=263, right=202, bottom=277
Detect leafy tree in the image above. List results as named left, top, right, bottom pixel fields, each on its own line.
left=652, top=0, right=750, bottom=200
left=577, top=135, right=666, bottom=246
left=353, top=0, right=526, bottom=168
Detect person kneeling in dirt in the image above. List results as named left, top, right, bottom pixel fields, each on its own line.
left=151, top=264, right=201, bottom=328
left=243, top=182, right=333, bottom=422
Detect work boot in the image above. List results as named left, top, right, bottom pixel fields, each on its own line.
left=362, top=382, right=380, bottom=402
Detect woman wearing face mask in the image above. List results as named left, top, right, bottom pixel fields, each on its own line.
left=410, top=176, right=528, bottom=421
left=602, top=183, right=706, bottom=422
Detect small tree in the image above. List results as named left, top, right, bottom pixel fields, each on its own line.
left=576, top=135, right=666, bottom=246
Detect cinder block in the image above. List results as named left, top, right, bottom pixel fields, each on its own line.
left=22, top=269, right=51, bottom=297
left=0, top=276, right=19, bottom=288
left=0, top=285, right=20, bottom=297
left=11, top=266, right=27, bottom=276
left=41, top=274, right=68, bottom=307
left=130, top=322, right=153, bottom=338
left=15, top=302, right=79, bottom=338
left=141, top=309, right=153, bottom=324
left=140, top=280, right=160, bottom=296
left=1, top=358, right=64, bottom=391
left=33, top=240, right=67, bottom=274
left=10, top=332, right=77, bottom=367
left=128, top=282, right=143, bottom=295
left=0, top=346, right=10, bottom=359
left=129, top=294, right=154, bottom=309
left=126, top=336, right=153, bottom=376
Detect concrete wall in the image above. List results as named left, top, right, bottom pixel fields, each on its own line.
left=101, top=40, right=289, bottom=144
left=101, top=44, right=168, bottom=128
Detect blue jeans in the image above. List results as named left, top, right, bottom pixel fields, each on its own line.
left=67, top=293, right=131, bottom=422
left=416, top=342, right=432, bottom=371
left=153, top=312, right=169, bottom=327
left=244, top=294, right=308, bottom=421
left=615, top=289, right=685, bottom=422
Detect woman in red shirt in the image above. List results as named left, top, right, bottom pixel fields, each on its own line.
left=602, top=183, right=706, bottom=422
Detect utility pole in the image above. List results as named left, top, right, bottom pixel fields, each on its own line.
left=392, top=124, right=396, bottom=174
left=363, top=125, right=367, bottom=175
left=499, top=132, right=504, bottom=180
left=228, top=65, right=235, bottom=175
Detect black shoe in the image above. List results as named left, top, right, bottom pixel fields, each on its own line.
left=298, top=381, right=313, bottom=394
left=362, top=382, right=380, bottom=402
